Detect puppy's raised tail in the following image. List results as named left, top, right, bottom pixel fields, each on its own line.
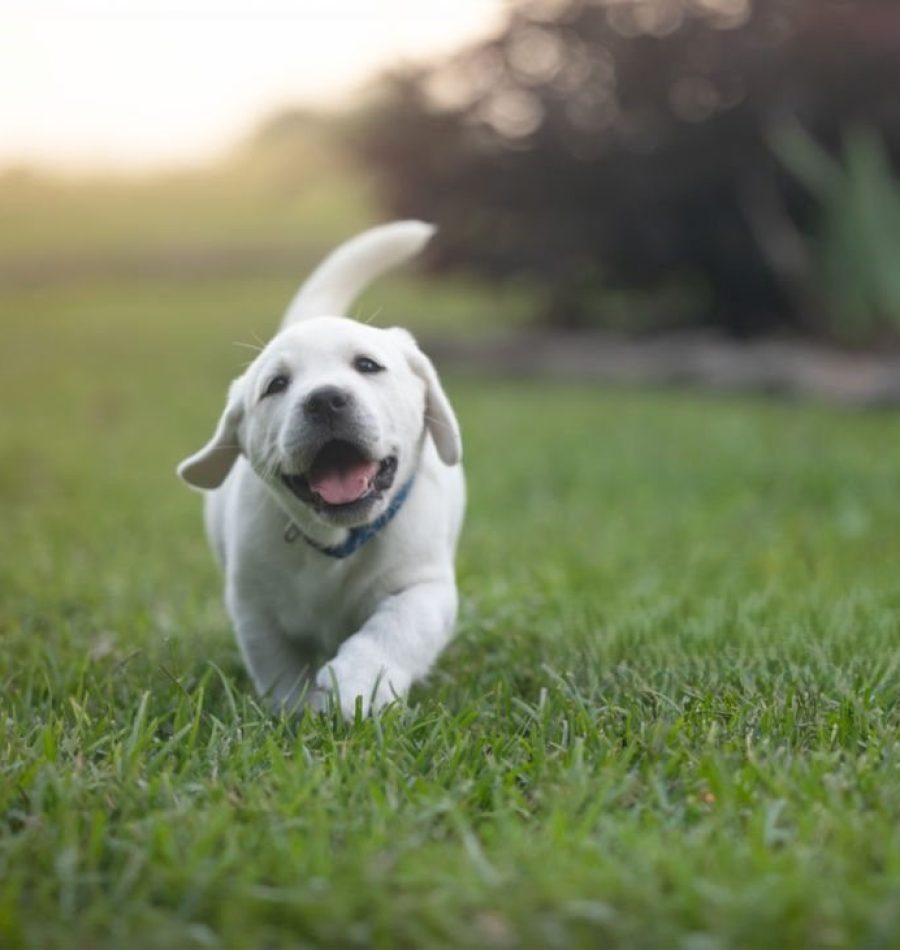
left=280, top=220, right=436, bottom=328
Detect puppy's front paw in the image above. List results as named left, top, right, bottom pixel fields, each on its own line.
left=313, top=642, right=411, bottom=720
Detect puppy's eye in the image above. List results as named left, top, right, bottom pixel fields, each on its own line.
left=354, top=355, right=384, bottom=374
left=262, top=374, right=290, bottom=398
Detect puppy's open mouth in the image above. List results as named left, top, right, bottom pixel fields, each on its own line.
left=281, top=440, right=397, bottom=511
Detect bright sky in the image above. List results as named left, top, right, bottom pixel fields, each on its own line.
left=0, top=0, right=504, bottom=171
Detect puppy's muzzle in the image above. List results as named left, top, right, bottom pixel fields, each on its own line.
left=278, top=386, right=397, bottom=522
left=304, top=386, right=352, bottom=425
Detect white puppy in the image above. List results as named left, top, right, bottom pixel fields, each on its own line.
left=178, top=222, right=464, bottom=718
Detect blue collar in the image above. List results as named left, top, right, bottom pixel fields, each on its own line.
left=284, top=477, right=415, bottom=559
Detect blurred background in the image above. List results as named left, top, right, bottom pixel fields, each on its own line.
left=3, top=0, right=899, bottom=377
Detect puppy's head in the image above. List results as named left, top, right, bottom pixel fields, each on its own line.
left=178, top=317, right=460, bottom=528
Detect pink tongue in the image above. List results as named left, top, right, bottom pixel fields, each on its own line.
left=310, top=460, right=379, bottom=505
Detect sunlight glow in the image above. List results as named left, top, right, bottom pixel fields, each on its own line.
left=0, top=0, right=504, bottom=171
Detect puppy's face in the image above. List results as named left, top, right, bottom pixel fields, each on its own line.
left=179, top=317, right=461, bottom=529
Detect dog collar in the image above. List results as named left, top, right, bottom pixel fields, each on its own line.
left=284, top=477, right=415, bottom=559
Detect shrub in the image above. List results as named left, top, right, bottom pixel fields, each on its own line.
left=356, top=0, right=900, bottom=339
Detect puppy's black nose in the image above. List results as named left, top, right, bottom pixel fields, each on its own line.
left=304, top=386, right=350, bottom=422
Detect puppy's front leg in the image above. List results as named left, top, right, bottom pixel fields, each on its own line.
left=313, top=580, right=458, bottom=719
left=229, top=603, right=319, bottom=713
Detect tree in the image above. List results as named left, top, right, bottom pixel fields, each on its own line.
left=357, top=0, right=900, bottom=336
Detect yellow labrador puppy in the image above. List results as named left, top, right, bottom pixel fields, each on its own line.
left=178, top=222, right=464, bottom=717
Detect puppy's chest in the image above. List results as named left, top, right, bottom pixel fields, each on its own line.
left=266, top=559, right=379, bottom=649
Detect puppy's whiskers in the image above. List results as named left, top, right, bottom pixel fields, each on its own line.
left=360, top=306, right=383, bottom=326
left=259, top=451, right=281, bottom=483
left=232, top=340, right=265, bottom=354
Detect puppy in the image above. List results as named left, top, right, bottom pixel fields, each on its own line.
left=178, top=222, right=464, bottom=718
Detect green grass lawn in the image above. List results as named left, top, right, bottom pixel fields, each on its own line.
left=1, top=273, right=899, bottom=949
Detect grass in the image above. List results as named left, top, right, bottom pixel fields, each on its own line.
left=1, top=265, right=899, bottom=949
left=0, top=118, right=370, bottom=258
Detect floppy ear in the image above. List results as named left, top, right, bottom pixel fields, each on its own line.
left=394, top=330, right=462, bottom=466
left=177, top=378, right=245, bottom=489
